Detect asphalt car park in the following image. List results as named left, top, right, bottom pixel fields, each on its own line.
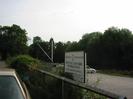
left=87, top=73, right=133, bottom=99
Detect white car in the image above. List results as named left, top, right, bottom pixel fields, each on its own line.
left=0, top=69, right=31, bottom=99
left=87, top=68, right=96, bottom=73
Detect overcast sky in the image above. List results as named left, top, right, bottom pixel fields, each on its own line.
left=0, top=0, right=133, bottom=42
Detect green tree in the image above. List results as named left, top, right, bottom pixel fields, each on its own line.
left=29, top=37, right=50, bottom=62
left=0, top=24, right=28, bottom=59
left=79, top=32, right=102, bottom=50
left=65, top=41, right=81, bottom=51
left=102, top=27, right=133, bottom=70
left=79, top=32, right=103, bottom=67
left=33, top=36, right=42, bottom=44
left=54, top=42, right=65, bottom=63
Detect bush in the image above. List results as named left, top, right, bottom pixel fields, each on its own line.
left=7, top=55, right=41, bottom=79
left=9, top=55, right=40, bottom=69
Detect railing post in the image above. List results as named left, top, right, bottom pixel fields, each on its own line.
left=62, top=80, right=64, bottom=99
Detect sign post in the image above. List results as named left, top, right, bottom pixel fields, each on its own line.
left=65, top=51, right=86, bottom=83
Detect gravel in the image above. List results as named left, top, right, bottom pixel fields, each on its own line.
left=86, top=73, right=133, bottom=99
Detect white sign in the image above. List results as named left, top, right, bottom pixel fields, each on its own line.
left=65, top=51, right=86, bottom=83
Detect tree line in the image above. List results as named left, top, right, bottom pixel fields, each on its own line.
left=0, top=24, right=28, bottom=59
left=1, top=24, right=133, bottom=70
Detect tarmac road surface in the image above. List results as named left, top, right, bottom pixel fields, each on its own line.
left=87, top=73, right=133, bottom=99
left=0, top=61, right=8, bottom=68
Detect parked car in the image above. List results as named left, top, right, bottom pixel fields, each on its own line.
left=87, top=68, right=96, bottom=73
left=0, top=69, right=31, bottom=99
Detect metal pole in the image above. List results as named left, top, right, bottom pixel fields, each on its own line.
left=62, top=80, right=64, bottom=99
left=37, top=43, right=53, bottom=62
left=51, top=39, right=53, bottom=62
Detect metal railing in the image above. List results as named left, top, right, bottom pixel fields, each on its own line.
left=35, top=68, right=127, bottom=99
